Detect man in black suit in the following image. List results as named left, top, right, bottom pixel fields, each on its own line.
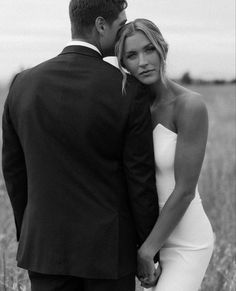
left=2, top=0, right=159, bottom=290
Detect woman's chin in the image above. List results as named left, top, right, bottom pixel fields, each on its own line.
left=137, top=76, right=158, bottom=85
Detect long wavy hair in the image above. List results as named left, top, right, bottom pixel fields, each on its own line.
left=115, top=18, right=169, bottom=93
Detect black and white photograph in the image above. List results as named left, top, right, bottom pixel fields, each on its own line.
left=0, top=0, right=235, bottom=290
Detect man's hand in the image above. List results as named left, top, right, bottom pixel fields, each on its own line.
left=137, top=249, right=161, bottom=288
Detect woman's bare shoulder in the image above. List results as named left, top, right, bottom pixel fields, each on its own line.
left=171, top=83, right=208, bottom=128
left=174, top=86, right=206, bottom=118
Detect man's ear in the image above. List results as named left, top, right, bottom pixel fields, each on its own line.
left=95, top=16, right=107, bottom=35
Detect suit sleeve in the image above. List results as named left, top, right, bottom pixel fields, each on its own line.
left=2, top=76, right=28, bottom=241
left=123, top=84, right=159, bottom=247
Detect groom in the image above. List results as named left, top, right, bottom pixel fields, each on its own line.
left=2, top=0, right=159, bottom=290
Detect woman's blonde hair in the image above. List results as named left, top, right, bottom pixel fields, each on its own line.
left=115, top=18, right=169, bottom=93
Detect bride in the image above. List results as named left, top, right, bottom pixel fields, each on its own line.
left=115, top=18, right=214, bottom=291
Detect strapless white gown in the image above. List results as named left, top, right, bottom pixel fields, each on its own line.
left=145, top=124, right=214, bottom=291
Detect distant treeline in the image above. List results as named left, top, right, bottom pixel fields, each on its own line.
left=1, top=70, right=236, bottom=91
left=178, top=72, right=236, bottom=85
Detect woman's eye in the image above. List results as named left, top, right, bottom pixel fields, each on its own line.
left=126, top=53, right=137, bottom=60
left=146, top=46, right=155, bottom=52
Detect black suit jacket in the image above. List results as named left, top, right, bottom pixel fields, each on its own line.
left=2, top=46, right=159, bottom=279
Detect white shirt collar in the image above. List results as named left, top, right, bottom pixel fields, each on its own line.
left=66, top=40, right=102, bottom=56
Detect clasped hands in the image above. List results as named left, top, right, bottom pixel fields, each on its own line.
left=137, top=249, right=161, bottom=289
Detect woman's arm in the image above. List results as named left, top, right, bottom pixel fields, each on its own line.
left=138, top=93, right=208, bottom=260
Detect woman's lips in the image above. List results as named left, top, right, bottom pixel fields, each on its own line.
left=139, top=69, right=155, bottom=76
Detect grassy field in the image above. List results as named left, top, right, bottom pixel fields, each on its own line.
left=0, top=83, right=235, bottom=291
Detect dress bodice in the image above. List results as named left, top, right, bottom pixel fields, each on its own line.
left=146, top=124, right=214, bottom=291
left=153, top=123, right=201, bottom=207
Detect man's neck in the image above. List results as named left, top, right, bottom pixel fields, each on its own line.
left=72, top=37, right=93, bottom=45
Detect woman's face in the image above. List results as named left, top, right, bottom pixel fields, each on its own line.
left=123, top=31, right=161, bottom=85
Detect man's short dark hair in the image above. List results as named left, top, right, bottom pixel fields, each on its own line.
left=69, top=0, right=127, bottom=37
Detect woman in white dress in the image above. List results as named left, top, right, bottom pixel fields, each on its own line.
left=115, top=19, right=214, bottom=290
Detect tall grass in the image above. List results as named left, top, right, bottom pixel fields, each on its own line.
left=196, top=84, right=236, bottom=291
left=0, top=84, right=235, bottom=291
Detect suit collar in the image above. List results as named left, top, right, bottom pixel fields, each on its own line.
left=60, top=45, right=103, bottom=59
left=66, top=40, right=102, bottom=55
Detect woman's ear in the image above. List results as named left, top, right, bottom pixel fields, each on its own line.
left=95, top=16, right=106, bottom=35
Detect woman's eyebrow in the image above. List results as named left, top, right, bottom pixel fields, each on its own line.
left=144, top=42, right=153, bottom=48
left=125, top=49, right=136, bottom=55
left=126, top=42, right=152, bottom=54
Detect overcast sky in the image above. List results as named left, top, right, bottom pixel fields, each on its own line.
left=0, top=0, right=235, bottom=83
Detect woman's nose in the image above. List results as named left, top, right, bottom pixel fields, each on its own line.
left=138, top=54, right=148, bottom=67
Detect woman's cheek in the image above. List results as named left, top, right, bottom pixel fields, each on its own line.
left=128, top=62, right=138, bottom=76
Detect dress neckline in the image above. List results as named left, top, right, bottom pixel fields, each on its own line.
left=153, top=123, right=177, bottom=136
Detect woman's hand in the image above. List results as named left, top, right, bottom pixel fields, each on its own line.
left=139, top=263, right=161, bottom=288
left=137, top=248, right=161, bottom=288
